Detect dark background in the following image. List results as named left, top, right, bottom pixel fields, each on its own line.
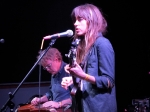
left=0, top=0, right=149, bottom=111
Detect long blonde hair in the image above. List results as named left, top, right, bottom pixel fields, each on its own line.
left=71, top=3, right=107, bottom=63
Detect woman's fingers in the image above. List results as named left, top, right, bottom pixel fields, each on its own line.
left=61, top=77, right=73, bottom=90
left=64, top=64, right=71, bottom=74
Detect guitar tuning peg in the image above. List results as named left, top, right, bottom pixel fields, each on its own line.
left=65, top=54, right=68, bottom=57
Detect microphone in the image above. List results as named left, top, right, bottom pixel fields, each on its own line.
left=43, top=29, right=73, bottom=40
left=0, top=39, right=4, bottom=43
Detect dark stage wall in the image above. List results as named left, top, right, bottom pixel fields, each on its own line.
left=0, top=0, right=149, bottom=111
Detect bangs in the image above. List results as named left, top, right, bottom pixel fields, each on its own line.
left=71, top=7, right=88, bottom=22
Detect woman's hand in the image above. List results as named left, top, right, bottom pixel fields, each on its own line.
left=64, top=64, right=71, bottom=74
left=65, top=62, right=85, bottom=79
left=61, top=77, right=73, bottom=90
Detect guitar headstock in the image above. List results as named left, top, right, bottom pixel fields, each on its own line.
left=66, top=39, right=80, bottom=67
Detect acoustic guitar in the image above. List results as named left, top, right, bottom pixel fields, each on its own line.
left=66, top=38, right=80, bottom=96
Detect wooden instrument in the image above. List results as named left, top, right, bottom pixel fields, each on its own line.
left=66, top=38, right=80, bottom=96
left=17, top=104, right=72, bottom=112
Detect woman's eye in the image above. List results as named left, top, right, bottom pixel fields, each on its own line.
left=78, top=17, right=84, bottom=21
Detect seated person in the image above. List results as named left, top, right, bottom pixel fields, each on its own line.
left=30, top=48, right=72, bottom=111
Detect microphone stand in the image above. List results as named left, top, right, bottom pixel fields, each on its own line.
left=0, top=39, right=56, bottom=112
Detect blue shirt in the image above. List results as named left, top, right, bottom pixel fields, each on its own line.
left=45, top=61, right=71, bottom=102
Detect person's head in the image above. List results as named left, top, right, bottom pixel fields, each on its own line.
left=37, top=48, right=62, bottom=75
left=71, top=3, right=107, bottom=63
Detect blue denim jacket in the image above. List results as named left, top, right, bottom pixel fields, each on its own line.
left=80, top=33, right=117, bottom=112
